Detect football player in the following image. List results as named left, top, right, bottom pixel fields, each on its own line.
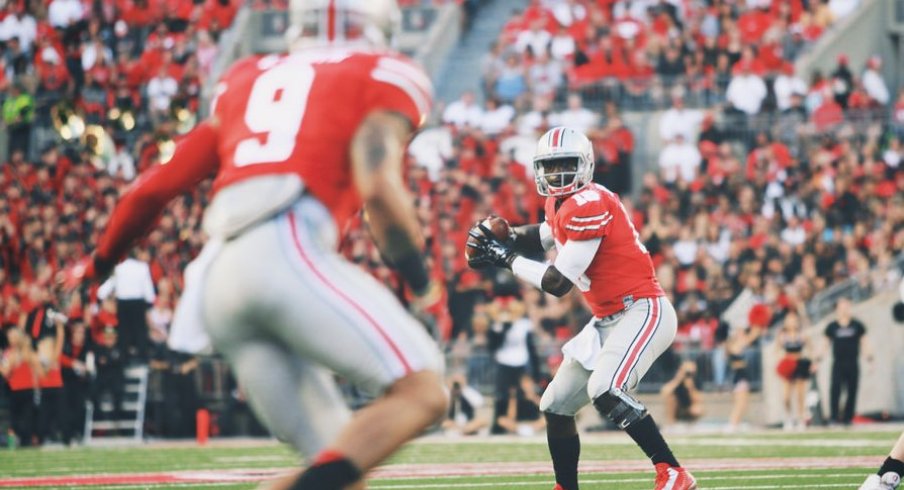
left=61, top=1, right=447, bottom=489
left=467, top=127, right=696, bottom=490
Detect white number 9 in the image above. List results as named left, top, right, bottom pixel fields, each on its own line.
left=234, top=62, right=314, bottom=167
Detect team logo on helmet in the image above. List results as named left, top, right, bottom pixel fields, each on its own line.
left=533, top=127, right=595, bottom=197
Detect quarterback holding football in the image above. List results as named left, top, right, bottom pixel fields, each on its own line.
left=467, top=126, right=696, bottom=490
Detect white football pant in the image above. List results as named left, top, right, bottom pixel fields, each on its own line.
left=540, top=296, right=678, bottom=416
left=202, top=195, right=443, bottom=457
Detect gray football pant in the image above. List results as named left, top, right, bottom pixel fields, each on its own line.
left=202, top=197, right=443, bottom=457
left=540, top=296, right=678, bottom=416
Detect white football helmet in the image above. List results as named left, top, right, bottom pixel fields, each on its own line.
left=287, top=0, right=400, bottom=50
left=533, top=126, right=595, bottom=197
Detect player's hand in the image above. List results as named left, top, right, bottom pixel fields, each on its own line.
left=467, top=224, right=516, bottom=270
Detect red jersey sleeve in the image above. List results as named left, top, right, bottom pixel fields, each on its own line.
left=208, top=55, right=261, bottom=121
left=561, top=191, right=614, bottom=242
left=363, top=55, right=433, bottom=129
left=95, top=122, right=220, bottom=264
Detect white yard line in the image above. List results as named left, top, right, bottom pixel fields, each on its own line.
left=671, top=437, right=891, bottom=448
left=370, top=476, right=860, bottom=489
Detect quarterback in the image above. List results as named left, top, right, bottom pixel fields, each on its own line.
left=62, top=1, right=447, bottom=489
left=467, top=127, right=696, bottom=490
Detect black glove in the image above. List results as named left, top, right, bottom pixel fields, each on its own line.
left=467, top=224, right=516, bottom=270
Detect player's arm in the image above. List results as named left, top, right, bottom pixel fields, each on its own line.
left=351, top=111, right=437, bottom=300
left=61, top=122, right=220, bottom=286
left=468, top=225, right=598, bottom=298
left=511, top=238, right=600, bottom=297
left=511, top=222, right=554, bottom=256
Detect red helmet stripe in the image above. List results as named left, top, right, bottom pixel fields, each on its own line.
left=327, top=0, right=336, bottom=41
left=552, top=127, right=563, bottom=148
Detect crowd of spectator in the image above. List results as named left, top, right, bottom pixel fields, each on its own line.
left=0, top=0, right=243, bottom=446
left=480, top=0, right=865, bottom=113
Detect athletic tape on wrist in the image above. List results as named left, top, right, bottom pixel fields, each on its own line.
left=512, top=256, right=548, bottom=290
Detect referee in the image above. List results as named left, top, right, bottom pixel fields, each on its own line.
left=97, top=250, right=156, bottom=363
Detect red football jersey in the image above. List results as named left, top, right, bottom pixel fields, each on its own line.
left=209, top=48, right=433, bottom=229
left=91, top=47, right=432, bottom=266
left=544, top=183, right=664, bottom=317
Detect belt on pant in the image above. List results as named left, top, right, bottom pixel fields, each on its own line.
left=593, top=310, right=625, bottom=328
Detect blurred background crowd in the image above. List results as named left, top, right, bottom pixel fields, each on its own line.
left=1, top=0, right=902, bottom=445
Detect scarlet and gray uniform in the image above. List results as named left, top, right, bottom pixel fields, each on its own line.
left=537, top=184, right=677, bottom=416
left=91, top=47, right=442, bottom=457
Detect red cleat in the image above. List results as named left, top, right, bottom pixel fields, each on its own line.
left=654, top=463, right=697, bottom=490
left=552, top=485, right=567, bottom=490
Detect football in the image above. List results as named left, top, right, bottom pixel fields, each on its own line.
left=465, top=215, right=511, bottom=259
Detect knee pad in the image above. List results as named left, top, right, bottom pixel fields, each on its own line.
left=592, top=388, right=647, bottom=429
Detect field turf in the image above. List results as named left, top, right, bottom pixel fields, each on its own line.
left=0, top=426, right=900, bottom=489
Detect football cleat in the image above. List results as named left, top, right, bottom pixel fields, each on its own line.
left=859, top=472, right=902, bottom=490
left=552, top=485, right=567, bottom=490
left=654, top=463, right=697, bottom=490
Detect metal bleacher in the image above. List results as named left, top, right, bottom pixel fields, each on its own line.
left=84, top=365, right=149, bottom=444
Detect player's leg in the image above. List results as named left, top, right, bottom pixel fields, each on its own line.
left=586, top=297, right=695, bottom=489
left=860, top=431, right=904, bottom=490
left=203, top=202, right=445, bottom=490
left=280, top=205, right=445, bottom=474
left=220, top=340, right=350, bottom=458
left=539, top=356, right=592, bottom=490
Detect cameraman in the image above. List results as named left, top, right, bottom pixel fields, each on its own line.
left=443, top=374, right=487, bottom=436
left=660, top=360, right=704, bottom=428
left=487, top=297, right=539, bottom=434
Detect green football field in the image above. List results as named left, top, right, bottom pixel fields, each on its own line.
left=1, top=426, right=900, bottom=489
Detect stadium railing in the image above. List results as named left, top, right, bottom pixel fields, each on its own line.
left=806, top=252, right=904, bottom=323
left=620, top=107, right=895, bottom=196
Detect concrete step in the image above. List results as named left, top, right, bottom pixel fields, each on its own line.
left=435, top=0, right=529, bottom=102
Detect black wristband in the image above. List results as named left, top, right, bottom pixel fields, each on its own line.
left=504, top=252, right=517, bottom=270
left=392, top=251, right=430, bottom=294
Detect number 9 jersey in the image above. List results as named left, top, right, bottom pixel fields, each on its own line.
left=209, top=48, right=433, bottom=229
left=544, top=183, right=664, bottom=317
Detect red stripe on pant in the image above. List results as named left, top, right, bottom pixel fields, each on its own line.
left=613, top=298, right=660, bottom=389
left=287, top=210, right=413, bottom=374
